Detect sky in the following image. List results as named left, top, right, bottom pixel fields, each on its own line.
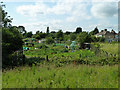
left=1, top=0, right=119, bottom=34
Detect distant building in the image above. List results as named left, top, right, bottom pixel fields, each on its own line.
left=95, top=29, right=119, bottom=42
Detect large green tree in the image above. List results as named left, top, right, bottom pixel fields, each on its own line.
left=75, top=27, right=82, bottom=34
left=1, top=2, right=23, bottom=67
left=77, top=32, right=91, bottom=47
left=89, top=27, right=99, bottom=35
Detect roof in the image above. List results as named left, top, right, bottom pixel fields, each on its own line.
left=95, top=31, right=108, bottom=36
left=95, top=30, right=116, bottom=36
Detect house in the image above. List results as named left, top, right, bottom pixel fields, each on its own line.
left=95, top=29, right=119, bottom=42
left=116, top=31, right=120, bottom=42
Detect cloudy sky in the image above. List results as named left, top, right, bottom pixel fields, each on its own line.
left=2, top=0, right=119, bottom=33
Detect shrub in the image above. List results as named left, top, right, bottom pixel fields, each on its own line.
left=46, top=37, right=54, bottom=44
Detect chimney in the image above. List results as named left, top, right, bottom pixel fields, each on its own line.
left=104, top=29, right=107, bottom=31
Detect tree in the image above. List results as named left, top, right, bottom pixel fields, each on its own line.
left=56, top=30, right=63, bottom=40
left=1, top=3, right=23, bottom=67
left=91, top=35, right=97, bottom=42
left=34, top=32, right=47, bottom=40
left=36, top=31, right=40, bottom=34
left=2, top=26, right=23, bottom=67
left=77, top=32, right=91, bottom=47
left=98, top=37, right=105, bottom=42
left=39, top=33, right=46, bottom=39
left=46, top=27, right=49, bottom=34
left=70, top=34, right=76, bottom=41
left=51, top=31, right=56, bottom=34
left=65, top=31, right=71, bottom=35
left=34, top=34, right=41, bottom=40
left=89, top=27, right=99, bottom=35
left=75, top=27, right=82, bottom=34
left=2, top=27, right=23, bottom=54
left=46, top=37, right=54, bottom=44
left=47, top=33, right=55, bottom=39
left=1, top=3, right=13, bottom=28
left=25, top=31, right=33, bottom=38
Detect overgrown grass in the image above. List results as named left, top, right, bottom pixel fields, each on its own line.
left=2, top=64, right=118, bottom=88
left=100, top=43, right=118, bottom=55
left=0, top=70, right=2, bottom=89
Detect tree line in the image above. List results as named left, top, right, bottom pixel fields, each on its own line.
left=23, top=26, right=105, bottom=44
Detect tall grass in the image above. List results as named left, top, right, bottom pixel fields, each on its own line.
left=100, top=43, right=118, bottom=55
left=2, top=64, right=118, bottom=88
left=0, top=70, right=2, bottom=89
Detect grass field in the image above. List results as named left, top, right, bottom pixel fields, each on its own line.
left=2, top=64, right=118, bottom=88
left=0, top=70, right=2, bottom=89
left=2, top=42, right=119, bottom=88
left=100, top=43, right=119, bottom=55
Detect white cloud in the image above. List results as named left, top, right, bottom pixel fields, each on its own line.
left=92, top=0, right=119, bottom=2
left=17, top=19, right=63, bottom=34
left=91, top=2, right=118, bottom=19
left=3, top=0, right=119, bottom=2
left=16, top=0, right=89, bottom=16
left=16, top=0, right=92, bottom=24
left=16, top=2, right=48, bottom=17
left=15, top=0, right=118, bottom=33
left=85, top=23, right=118, bottom=33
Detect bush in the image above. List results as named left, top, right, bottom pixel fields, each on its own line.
left=70, top=34, right=76, bottom=41
left=46, top=37, right=54, bottom=44
left=2, top=51, right=25, bottom=69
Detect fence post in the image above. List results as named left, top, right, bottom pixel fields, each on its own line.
left=46, top=55, right=49, bottom=61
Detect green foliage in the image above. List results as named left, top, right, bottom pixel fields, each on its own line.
left=46, top=37, right=54, bottom=44
left=34, top=34, right=41, bottom=40
left=25, top=31, right=33, bottom=38
left=70, top=34, right=76, bottom=41
left=2, top=27, right=23, bottom=57
left=77, top=32, right=91, bottom=45
left=65, top=31, right=71, bottom=35
left=2, top=42, right=119, bottom=88
left=63, top=34, right=70, bottom=41
left=33, top=32, right=47, bottom=40
left=1, top=3, right=23, bottom=68
left=23, top=42, right=119, bottom=66
left=0, top=2, right=12, bottom=28
left=98, top=37, right=105, bottom=42
left=89, top=27, right=99, bottom=35
left=2, top=64, right=118, bottom=88
left=75, top=27, right=82, bottom=34
left=1, top=3, right=119, bottom=88
left=47, top=33, right=56, bottom=39
left=90, top=35, right=97, bottom=42
left=90, top=35, right=105, bottom=42
left=56, top=30, right=63, bottom=41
